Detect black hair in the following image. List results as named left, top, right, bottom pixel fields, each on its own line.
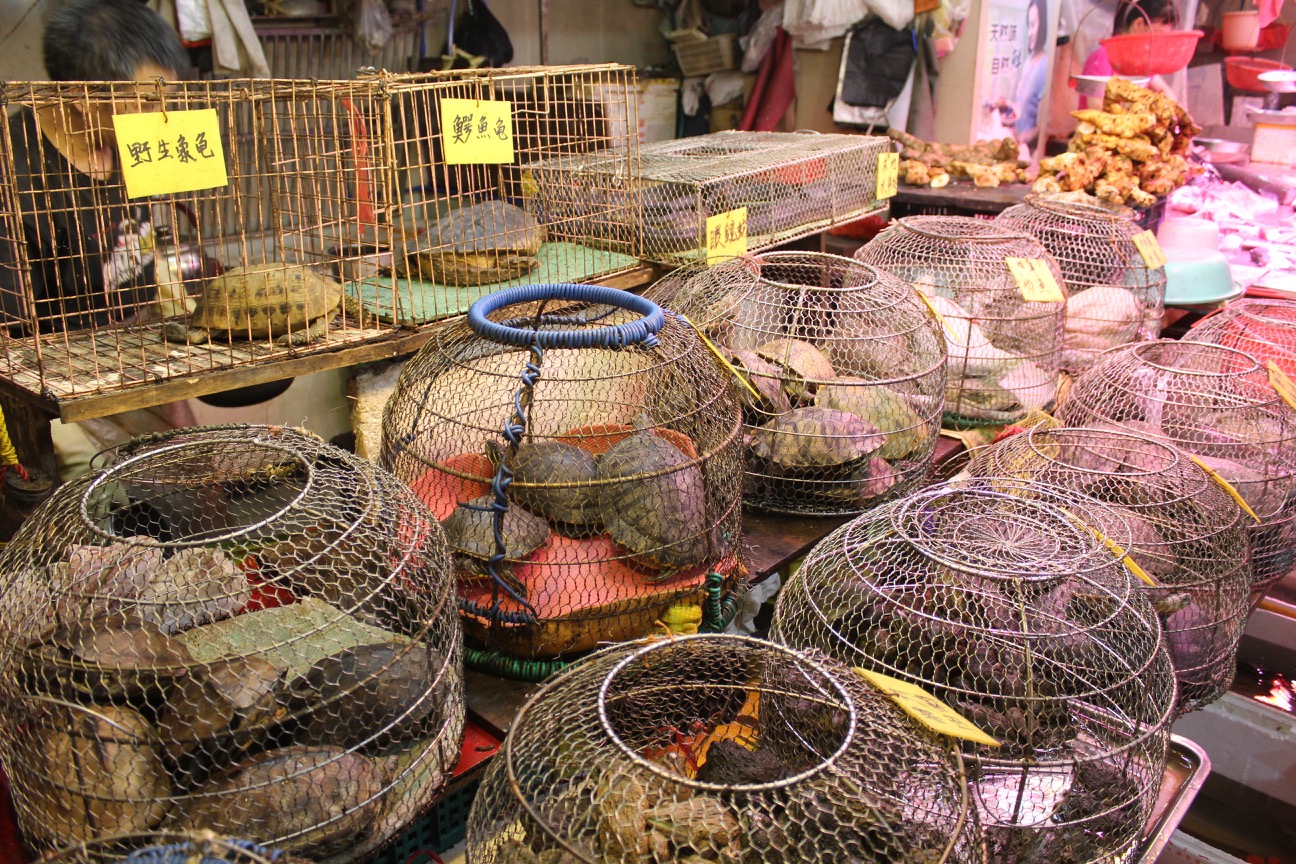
left=1114, top=0, right=1179, bottom=34
left=43, top=0, right=190, bottom=82
left=1028, top=0, right=1049, bottom=54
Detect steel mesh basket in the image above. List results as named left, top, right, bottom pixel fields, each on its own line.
left=966, top=426, right=1252, bottom=714
left=1189, top=298, right=1296, bottom=382
left=770, top=479, right=1177, bottom=864
left=465, top=634, right=984, bottom=864
left=854, top=216, right=1066, bottom=428
left=0, top=426, right=464, bottom=861
left=643, top=252, right=946, bottom=515
left=1056, top=339, right=1296, bottom=607
left=40, top=832, right=301, bottom=864
left=380, top=284, right=745, bottom=663
left=995, top=193, right=1166, bottom=372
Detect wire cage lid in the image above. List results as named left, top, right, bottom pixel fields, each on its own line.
left=468, top=633, right=984, bottom=864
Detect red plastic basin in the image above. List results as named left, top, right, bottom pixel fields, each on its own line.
left=1102, top=30, right=1204, bottom=76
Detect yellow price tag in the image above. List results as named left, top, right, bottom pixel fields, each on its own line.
left=876, top=152, right=900, bottom=200
left=1132, top=230, right=1168, bottom=269
left=112, top=109, right=227, bottom=199
left=1185, top=453, right=1261, bottom=523
left=439, top=98, right=515, bottom=164
left=1005, top=257, right=1065, bottom=303
left=1267, top=361, right=1296, bottom=412
left=854, top=668, right=1000, bottom=747
left=705, top=207, right=748, bottom=263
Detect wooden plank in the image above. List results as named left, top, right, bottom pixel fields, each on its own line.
left=464, top=669, right=542, bottom=739
left=741, top=512, right=850, bottom=582
left=893, top=181, right=1030, bottom=214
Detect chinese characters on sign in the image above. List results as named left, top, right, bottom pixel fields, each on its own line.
left=439, top=98, right=516, bottom=165
left=705, top=207, right=748, bottom=264
left=1005, top=257, right=1064, bottom=303
left=875, top=152, right=900, bottom=200
left=112, top=108, right=228, bottom=199
left=1131, top=230, right=1168, bottom=269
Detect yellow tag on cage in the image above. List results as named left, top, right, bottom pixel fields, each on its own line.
left=1005, top=258, right=1064, bottom=303
left=853, top=668, right=1000, bottom=747
left=1185, top=453, right=1262, bottom=523
left=1132, top=230, right=1167, bottom=269
left=439, top=98, right=515, bottom=164
left=1266, top=361, right=1296, bottom=412
left=112, top=109, right=228, bottom=199
left=706, top=207, right=748, bottom=263
left=876, top=152, right=900, bottom=199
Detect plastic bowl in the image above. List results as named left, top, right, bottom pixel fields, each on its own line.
left=1164, top=256, right=1238, bottom=306
left=1070, top=74, right=1151, bottom=98
left=1225, top=57, right=1293, bottom=93
left=1102, top=30, right=1203, bottom=76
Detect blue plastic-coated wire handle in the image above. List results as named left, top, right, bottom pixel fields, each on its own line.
left=467, top=283, right=665, bottom=349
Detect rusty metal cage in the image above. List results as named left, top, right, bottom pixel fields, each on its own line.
left=529, top=130, right=891, bottom=265
left=1057, top=340, right=1296, bottom=608
left=41, top=832, right=302, bottom=864
left=466, top=634, right=985, bottom=864
left=380, top=285, right=745, bottom=666
left=644, top=252, right=946, bottom=515
left=0, top=78, right=403, bottom=405
left=996, top=193, right=1166, bottom=372
left=966, top=425, right=1253, bottom=715
left=355, top=65, right=643, bottom=329
left=0, top=425, right=464, bottom=861
left=1189, top=297, right=1296, bottom=383
left=854, top=216, right=1066, bottom=428
left=770, top=479, right=1178, bottom=864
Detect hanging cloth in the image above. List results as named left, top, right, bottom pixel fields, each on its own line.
left=840, top=18, right=916, bottom=109
left=738, top=26, right=796, bottom=131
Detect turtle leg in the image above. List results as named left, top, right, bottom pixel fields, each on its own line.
left=341, top=294, right=367, bottom=327
left=163, top=320, right=211, bottom=345
left=275, top=316, right=331, bottom=346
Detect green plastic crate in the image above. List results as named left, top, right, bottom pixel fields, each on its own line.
left=371, top=778, right=481, bottom=863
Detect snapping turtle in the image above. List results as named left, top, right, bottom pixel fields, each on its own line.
left=166, top=264, right=356, bottom=346
left=597, top=431, right=708, bottom=570
left=398, top=200, right=545, bottom=287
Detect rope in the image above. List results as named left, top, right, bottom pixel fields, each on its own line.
left=0, top=404, right=29, bottom=483
left=465, top=646, right=571, bottom=681
left=699, top=571, right=741, bottom=633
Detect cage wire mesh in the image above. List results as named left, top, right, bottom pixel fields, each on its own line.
left=1056, top=339, right=1296, bottom=608
left=466, top=634, right=985, bottom=864
left=1189, top=298, right=1296, bottom=383
left=529, top=130, right=890, bottom=266
left=362, top=65, right=643, bottom=329
left=40, top=832, right=300, bottom=864
left=995, top=193, right=1166, bottom=372
left=965, top=426, right=1253, bottom=715
left=770, top=479, right=1178, bottom=864
left=380, top=284, right=745, bottom=666
left=854, top=216, right=1066, bottom=428
left=0, top=78, right=402, bottom=403
left=0, top=425, right=464, bottom=861
left=643, top=252, right=946, bottom=516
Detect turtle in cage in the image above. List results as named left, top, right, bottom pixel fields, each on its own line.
left=392, top=200, right=545, bottom=287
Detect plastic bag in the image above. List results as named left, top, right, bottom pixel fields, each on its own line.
left=740, top=2, right=785, bottom=72
left=355, top=0, right=394, bottom=56
left=454, top=0, right=513, bottom=68
left=176, top=0, right=213, bottom=42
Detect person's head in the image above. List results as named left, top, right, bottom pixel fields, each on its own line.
left=1027, top=0, right=1048, bottom=54
left=1114, top=0, right=1179, bottom=35
left=43, top=0, right=189, bottom=83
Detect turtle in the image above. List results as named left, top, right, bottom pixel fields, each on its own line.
left=397, top=200, right=545, bottom=287
left=490, top=440, right=601, bottom=530
left=442, top=495, right=550, bottom=595
left=749, top=407, right=886, bottom=471
left=165, top=264, right=356, bottom=346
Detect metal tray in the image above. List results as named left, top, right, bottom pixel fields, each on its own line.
left=1132, top=734, right=1212, bottom=863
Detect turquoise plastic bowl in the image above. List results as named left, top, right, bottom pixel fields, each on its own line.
left=1164, top=255, right=1239, bottom=306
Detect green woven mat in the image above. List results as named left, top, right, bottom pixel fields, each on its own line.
left=355, top=242, right=639, bottom=327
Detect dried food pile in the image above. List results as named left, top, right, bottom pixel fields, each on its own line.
left=889, top=130, right=1031, bottom=189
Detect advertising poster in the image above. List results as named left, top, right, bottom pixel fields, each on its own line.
left=975, top=0, right=1060, bottom=161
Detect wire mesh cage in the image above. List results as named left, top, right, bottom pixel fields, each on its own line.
left=995, top=193, right=1166, bottom=372
left=1056, top=340, right=1296, bottom=608
left=529, top=130, right=891, bottom=266
left=466, top=634, right=985, bottom=864
left=0, top=78, right=400, bottom=405
left=643, top=252, right=946, bottom=515
left=380, top=284, right=745, bottom=666
left=0, top=425, right=465, bottom=861
left=854, top=216, right=1066, bottom=428
left=40, top=832, right=301, bottom=864
left=770, top=479, right=1178, bottom=864
left=361, top=65, right=643, bottom=329
left=966, top=426, right=1253, bottom=715
left=1189, top=298, right=1296, bottom=382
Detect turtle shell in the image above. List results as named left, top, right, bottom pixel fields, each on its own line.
left=191, top=264, right=343, bottom=338
left=507, top=441, right=601, bottom=528
left=400, top=201, right=545, bottom=287
left=749, top=407, right=886, bottom=469
left=442, top=495, right=551, bottom=561
left=596, top=431, right=708, bottom=569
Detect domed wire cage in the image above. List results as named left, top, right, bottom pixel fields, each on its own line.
left=1189, top=297, right=1296, bottom=382
left=380, top=284, right=746, bottom=673
left=1056, top=339, right=1296, bottom=608
left=40, top=832, right=302, bottom=864
left=465, top=634, right=985, bottom=864
left=995, top=193, right=1166, bottom=373
left=770, top=479, right=1178, bottom=864
left=966, top=426, right=1253, bottom=715
left=854, top=216, right=1066, bottom=428
left=643, top=252, right=947, bottom=516
left=0, top=425, right=465, bottom=861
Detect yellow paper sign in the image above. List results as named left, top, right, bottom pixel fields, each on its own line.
left=705, top=207, right=748, bottom=263
left=112, top=109, right=227, bottom=199
left=439, top=98, right=515, bottom=164
left=876, top=152, right=900, bottom=200
left=1185, top=453, right=1261, bottom=522
left=1005, top=257, right=1065, bottom=303
left=1267, top=361, right=1296, bottom=412
left=854, top=668, right=1000, bottom=747
left=1132, top=230, right=1168, bottom=269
